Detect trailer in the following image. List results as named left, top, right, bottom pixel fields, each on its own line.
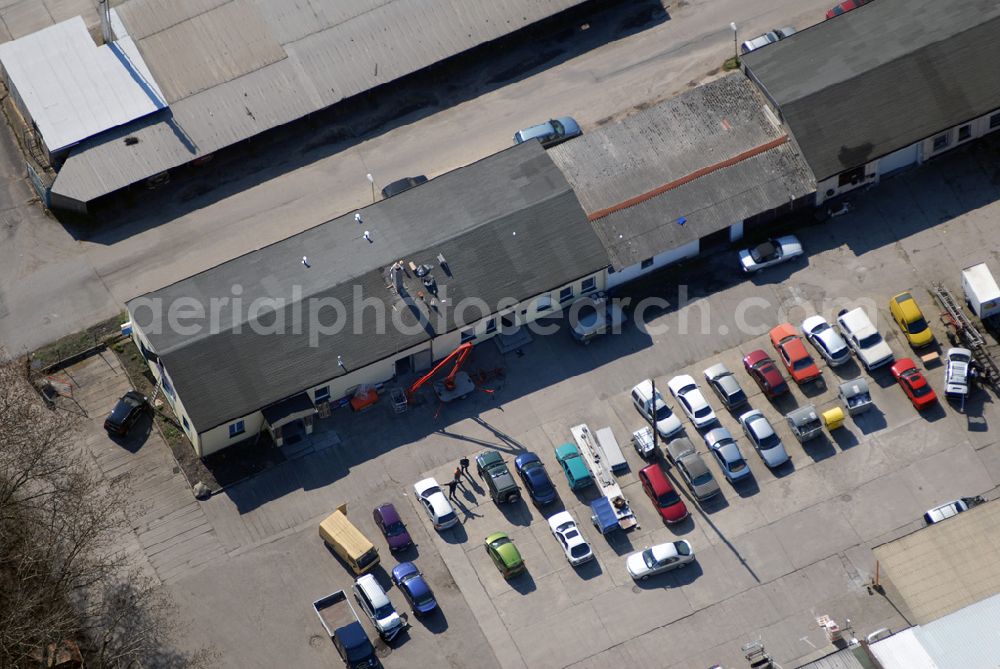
left=312, top=590, right=378, bottom=668
left=571, top=424, right=637, bottom=531
left=630, top=426, right=657, bottom=461
left=962, top=263, right=1000, bottom=321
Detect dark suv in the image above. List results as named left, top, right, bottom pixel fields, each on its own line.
left=476, top=451, right=520, bottom=504
left=104, top=390, right=149, bottom=437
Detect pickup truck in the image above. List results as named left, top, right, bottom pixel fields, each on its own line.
left=836, top=308, right=894, bottom=371
left=312, top=590, right=378, bottom=668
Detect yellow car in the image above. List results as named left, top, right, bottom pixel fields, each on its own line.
left=889, top=292, right=934, bottom=348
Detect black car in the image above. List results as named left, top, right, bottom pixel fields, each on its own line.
left=381, top=175, right=428, bottom=198
left=104, top=390, right=149, bottom=437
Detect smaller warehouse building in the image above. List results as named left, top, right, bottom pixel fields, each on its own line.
left=548, top=74, right=816, bottom=289
left=742, top=0, right=1000, bottom=204
left=126, top=142, right=610, bottom=456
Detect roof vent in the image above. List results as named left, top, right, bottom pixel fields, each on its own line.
left=124, top=136, right=139, bottom=146
left=414, top=264, right=433, bottom=277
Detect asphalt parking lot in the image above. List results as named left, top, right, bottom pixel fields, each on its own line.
left=68, top=141, right=1000, bottom=669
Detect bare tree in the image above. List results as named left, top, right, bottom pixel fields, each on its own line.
left=0, top=361, right=213, bottom=668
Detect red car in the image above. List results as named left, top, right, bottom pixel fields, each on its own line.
left=825, top=0, right=872, bottom=20
left=639, top=464, right=688, bottom=524
left=891, top=358, right=938, bottom=410
left=770, top=323, right=822, bottom=384
left=743, top=349, right=789, bottom=398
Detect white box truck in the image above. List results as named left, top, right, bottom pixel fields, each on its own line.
left=962, top=263, right=1000, bottom=320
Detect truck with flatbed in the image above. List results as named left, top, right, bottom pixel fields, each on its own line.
left=312, top=590, right=379, bottom=668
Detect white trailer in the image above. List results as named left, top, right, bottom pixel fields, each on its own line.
left=571, top=424, right=637, bottom=531
left=962, top=263, right=1000, bottom=320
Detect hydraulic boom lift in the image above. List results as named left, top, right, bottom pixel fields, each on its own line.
left=406, top=342, right=476, bottom=402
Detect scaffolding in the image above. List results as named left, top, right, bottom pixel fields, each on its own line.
left=931, top=282, right=1000, bottom=394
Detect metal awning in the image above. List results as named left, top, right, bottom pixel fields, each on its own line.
left=261, top=392, right=315, bottom=429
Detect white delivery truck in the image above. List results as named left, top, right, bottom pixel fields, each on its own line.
left=962, top=263, right=1000, bottom=322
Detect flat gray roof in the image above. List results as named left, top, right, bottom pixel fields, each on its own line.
left=549, top=74, right=815, bottom=268
left=742, top=0, right=1000, bottom=181
left=128, top=142, right=609, bottom=432
left=50, top=0, right=590, bottom=204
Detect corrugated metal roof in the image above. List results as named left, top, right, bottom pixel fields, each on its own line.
left=127, top=142, right=609, bottom=432
left=0, top=16, right=166, bottom=153
left=796, top=647, right=871, bottom=669
left=742, top=0, right=1000, bottom=181
left=50, top=0, right=589, bottom=204
left=869, top=593, right=1000, bottom=669
left=549, top=74, right=815, bottom=268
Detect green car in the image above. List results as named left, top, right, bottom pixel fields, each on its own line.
left=554, top=442, right=593, bottom=490
left=485, top=532, right=526, bottom=579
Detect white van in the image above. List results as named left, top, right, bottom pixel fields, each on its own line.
left=631, top=380, right=683, bottom=439
left=352, top=574, right=404, bottom=641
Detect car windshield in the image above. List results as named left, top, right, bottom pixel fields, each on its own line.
left=438, top=512, right=456, bottom=525
left=792, top=357, right=814, bottom=371
left=653, top=403, right=672, bottom=421
left=728, top=458, right=747, bottom=473
left=908, top=317, right=928, bottom=333
left=759, top=433, right=780, bottom=450
left=674, top=542, right=691, bottom=556
left=642, top=549, right=659, bottom=568
left=728, top=389, right=747, bottom=404
left=657, top=490, right=680, bottom=507
left=859, top=332, right=883, bottom=348
left=551, top=120, right=564, bottom=135
left=694, top=405, right=711, bottom=418
left=570, top=544, right=590, bottom=558
left=951, top=352, right=971, bottom=363
left=357, top=549, right=379, bottom=569
left=491, top=537, right=511, bottom=549
left=413, top=591, right=435, bottom=607
left=373, top=603, right=394, bottom=619
left=691, top=471, right=714, bottom=486
left=385, top=521, right=406, bottom=536
left=909, top=381, right=932, bottom=397
left=422, top=485, right=441, bottom=497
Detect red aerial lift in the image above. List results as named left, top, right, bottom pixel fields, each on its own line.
left=406, top=342, right=476, bottom=402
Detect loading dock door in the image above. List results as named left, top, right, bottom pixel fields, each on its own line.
left=878, top=144, right=919, bottom=176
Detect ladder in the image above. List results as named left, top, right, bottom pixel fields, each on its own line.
left=931, top=282, right=1000, bottom=394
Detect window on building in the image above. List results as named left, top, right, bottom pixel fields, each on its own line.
left=837, top=166, right=866, bottom=187
left=314, top=386, right=330, bottom=403
left=536, top=296, right=552, bottom=312
left=485, top=318, right=497, bottom=334
left=229, top=420, right=245, bottom=438
left=607, top=266, right=616, bottom=274
left=460, top=329, right=475, bottom=343
left=933, top=132, right=950, bottom=152
left=640, top=258, right=654, bottom=270
left=958, top=124, right=972, bottom=142
left=581, top=277, right=597, bottom=293
left=182, top=415, right=190, bottom=432
left=559, top=286, right=574, bottom=303
left=991, top=113, right=1000, bottom=130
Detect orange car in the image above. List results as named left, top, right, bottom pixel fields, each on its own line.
left=769, top=324, right=821, bottom=384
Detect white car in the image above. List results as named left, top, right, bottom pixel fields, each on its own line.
left=738, top=410, right=790, bottom=468
left=923, top=499, right=969, bottom=524
left=413, top=478, right=459, bottom=530
left=944, top=348, right=972, bottom=399
left=801, top=315, right=850, bottom=366
left=836, top=307, right=894, bottom=370
left=626, top=540, right=695, bottom=580
left=547, top=511, right=594, bottom=566
left=738, top=235, right=804, bottom=273
left=631, top=380, right=683, bottom=439
left=667, top=375, right=717, bottom=429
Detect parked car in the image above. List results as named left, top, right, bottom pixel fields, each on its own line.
left=513, top=116, right=581, bottom=148
left=889, top=292, right=934, bottom=348
left=380, top=175, right=427, bottom=198
left=514, top=452, right=557, bottom=505
left=554, top=442, right=593, bottom=490
left=802, top=315, right=851, bottom=366
left=944, top=348, right=972, bottom=400
left=891, top=358, right=937, bottom=410
left=547, top=511, right=594, bottom=566
left=770, top=323, right=822, bottom=384
left=743, top=350, right=789, bottom=398
left=667, top=374, right=717, bottom=429
left=923, top=499, right=968, bottom=524
left=738, top=235, right=803, bottom=273
left=703, top=363, right=748, bottom=410
left=626, top=541, right=695, bottom=580
left=104, top=390, right=149, bottom=437
left=837, top=307, right=894, bottom=371
left=372, top=503, right=412, bottom=552
left=485, top=532, right=526, bottom=579
left=664, top=437, right=721, bottom=501
left=476, top=451, right=521, bottom=504
left=638, top=464, right=689, bottom=524
left=413, top=478, right=459, bottom=530
left=703, top=428, right=752, bottom=484
left=353, top=574, right=404, bottom=641
left=570, top=294, right=626, bottom=344
left=740, top=26, right=796, bottom=54
left=631, top=379, right=683, bottom=439
left=391, top=562, right=437, bottom=617
left=825, top=0, right=872, bottom=20
left=738, top=410, right=790, bottom=468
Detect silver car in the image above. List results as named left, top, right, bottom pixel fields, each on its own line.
left=665, top=438, right=721, bottom=501
left=738, top=410, right=790, bottom=468
left=703, top=363, right=748, bottom=410
left=703, top=428, right=752, bottom=484
left=802, top=316, right=850, bottom=366
left=738, top=235, right=804, bottom=273
left=513, top=116, right=582, bottom=148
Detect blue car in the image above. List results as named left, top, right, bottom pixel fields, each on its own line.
left=391, top=562, right=437, bottom=617
left=514, top=452, right=558, bottom=505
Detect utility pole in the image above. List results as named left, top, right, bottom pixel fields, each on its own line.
left=651, top=377, right=659, bottom=452
left=366, top=173, right=375, bottom=203
left=730, top=23, right=739, bottom=64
